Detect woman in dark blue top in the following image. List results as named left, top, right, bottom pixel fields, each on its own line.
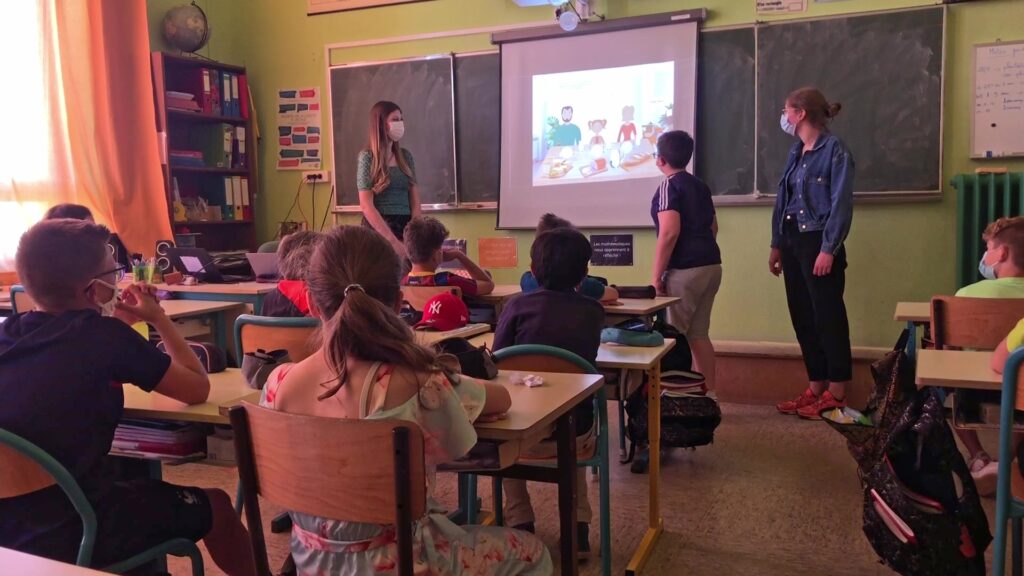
left=770, top=87, right=855, bottom=420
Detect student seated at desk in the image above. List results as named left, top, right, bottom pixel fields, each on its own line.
left=953, top=216, right=1024, bottom=495
left=43, top=203, right=129, bottom=267
left=0, top=219, right=255, bottom=575
left=402, top=216, right=494, bottom=297
left=259, top=225, right=550, bottom=575
left=992, top=318, right=1024, bottom=500
left=494, top=227, right=604, bottom=558
left=259, top=230, right=322, bottom=317
left=520, top=213, right=619, bottom=302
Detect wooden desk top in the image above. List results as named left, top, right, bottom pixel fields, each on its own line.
left=915, top=350, right=1000, bottom=391
left=474, top=370, right=604, bottom=441
left=160, top=299, right=244, bottom=319
left=894, top=301, right=930, bottom=323
left=0, top=547, right=112, bottom=575
left=467, top=284, right=521, bottom=304
left=469, top=332, right=674, bottom=370
left=605, top=296, right=680, bottom=317
left=123, top=369, right=253, bottom=425
left=153, top=282, right=277, bottom=296
left=415, top=323, right=491, bottom=346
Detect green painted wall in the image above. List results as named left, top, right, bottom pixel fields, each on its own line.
left=150, top=0, right=1024, bottom=347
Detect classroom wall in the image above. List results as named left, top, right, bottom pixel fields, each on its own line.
left=148, top=0, right=1024, bottom=348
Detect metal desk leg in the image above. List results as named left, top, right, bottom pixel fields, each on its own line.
left=906, top=320, right=917, bottom=361
left=618, top=369, right=628, bottom=459
left=626, top=362, right=663, bottom=576
left=556, top=410, right=579, bottom=576
left=213, top=311, right=228, bottom=352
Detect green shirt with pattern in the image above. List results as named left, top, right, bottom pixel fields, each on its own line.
left=356, top=148, right=416, bottom=216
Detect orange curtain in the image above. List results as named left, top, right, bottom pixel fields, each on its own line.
left=0, top=0, right=171, bottom=270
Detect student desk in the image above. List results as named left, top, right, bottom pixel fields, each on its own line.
left=150, top=281, right=278, bottom=314
left=160, top=299, right=245, bottom=351
left=0, top=547, right=114, bottom=575
left=122, top=368, right=253, bottom=425
left=470, top=333, right=677, bottom=575
left=915, top=349, right=1001, bottom=392
left=605, top=296, right=680, bottom=326
left=465, top=284, right=521, bottom=318
left=894, top=301, right=930, bottom=359
left=470, top=369, right=604, bottom=576
left=414, top=323, right=491, bottom=346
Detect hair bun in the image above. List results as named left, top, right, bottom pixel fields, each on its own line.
left=826, top=102, right=843, bottom=118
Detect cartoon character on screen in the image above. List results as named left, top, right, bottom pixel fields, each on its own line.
left=588, top=119, right=607, bottom=149
left=617, top=105, right=637, bottom=144
left=551, top=105, right=582, bottom=147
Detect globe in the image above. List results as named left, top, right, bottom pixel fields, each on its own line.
left=162, top=3, right=210, bottom=53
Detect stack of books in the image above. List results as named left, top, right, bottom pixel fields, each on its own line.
left=661, top=370, right=708, bottom=397
left=169, top=149, right=205, bottom=167
left=111, top=419, right=206, bottom=460
left=166, top=90, right=200, bottom=113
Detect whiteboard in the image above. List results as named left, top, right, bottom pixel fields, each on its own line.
left=972, top=41, right=1024, bottom=158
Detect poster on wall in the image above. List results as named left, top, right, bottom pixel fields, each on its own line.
left=590, top=234, right=634, bottom=266
left=277, top=88, right=322, bottom=170
left=478, top=237, right=518, bottom=269
left=756, top=0, right=806, bottom=14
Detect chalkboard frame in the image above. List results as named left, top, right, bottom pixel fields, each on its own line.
left=327, top=53, right=458, bottom=212
left=453, top=49, right=500, bottom=209
left=971, top=39, right=1024, bottom=159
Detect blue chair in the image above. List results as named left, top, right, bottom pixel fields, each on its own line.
left=466, top=344, right=611, bottom=576
left=994, top=346, right=1024, bottom=576
left=0, top=428, right=203, bottom=575
left=10, top=285, right=32, bottom=314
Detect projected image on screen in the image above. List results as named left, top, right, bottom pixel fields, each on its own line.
left=532, top=61, right=673, bottom=187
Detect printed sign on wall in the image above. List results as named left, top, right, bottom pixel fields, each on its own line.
left=756, top=0, right=806, bottom=14
left=277, top=88, right=322, bottom=170
left=590, top=234, right=634, bottom=266
left=478, top=237, right=518, bottom=269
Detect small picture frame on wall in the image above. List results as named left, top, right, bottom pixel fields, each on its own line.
left=308, top=0, right=431, bottom=14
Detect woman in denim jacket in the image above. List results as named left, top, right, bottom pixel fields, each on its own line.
left=769, top=87, right=855, bottom=420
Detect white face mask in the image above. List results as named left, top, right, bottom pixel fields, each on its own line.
left=388, top=120, right=405, bottom=141
left=780, top=113, right=797, bottom=136
left=89, top=278, right=120, bottom=317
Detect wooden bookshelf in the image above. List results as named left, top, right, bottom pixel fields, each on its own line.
left=151, top=52, right=257, bottom=252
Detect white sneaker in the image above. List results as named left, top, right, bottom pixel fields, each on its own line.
left=970, top=459, right=999, bottom=497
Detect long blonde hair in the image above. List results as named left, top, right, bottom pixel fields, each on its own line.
left=307, top=226, right=440, bottom=400
left=367, top=101, right=415, bottom=194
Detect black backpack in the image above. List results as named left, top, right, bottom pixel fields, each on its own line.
left=622, top=322, right=721, bottom=463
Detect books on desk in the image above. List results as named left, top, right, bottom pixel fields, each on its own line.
left=112, top=419, right=206, bottom=459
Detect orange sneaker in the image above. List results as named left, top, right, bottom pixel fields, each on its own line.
left=797, top=390, right=846, bottom=420
left=776, top=388, right=819, bottom=415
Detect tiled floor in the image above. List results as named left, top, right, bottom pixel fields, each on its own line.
left=167, top=403, right=1005, bottom=575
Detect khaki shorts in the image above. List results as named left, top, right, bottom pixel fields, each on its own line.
left=665, top=264, right=722, bottom=340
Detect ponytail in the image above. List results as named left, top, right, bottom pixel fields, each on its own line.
left=317, top=284, right=440, bottom=401
left=826, top=102, right=843, bottom=119
left=786, top=86, right=841, bottom=128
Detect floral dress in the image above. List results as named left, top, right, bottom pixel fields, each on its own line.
left=260, top=362, right=552, bottom=576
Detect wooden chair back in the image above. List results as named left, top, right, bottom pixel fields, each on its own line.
left=0, top=271, right=18, bottom=287
left=495, top=354, right=588, bottom=375
left=402, top=285, right=461, bottom=312
left=235, top=315, right=319, bottom=364
left=11, top=285, right=35, bottom=314
left=931, top=296, right=1024, bottom=350
left=0, top=442, right=56, bottom=498
left=231, top=403, right=426, bottom=576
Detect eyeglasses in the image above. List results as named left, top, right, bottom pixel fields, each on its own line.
left=781, top=106, right=802, bottom=114
left=95, top=265, right=126, bottom=283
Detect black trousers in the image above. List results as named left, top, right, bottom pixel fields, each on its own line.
left=361, top=214, right=410, bottom=241
left=779, top=219, right=853, bottom=383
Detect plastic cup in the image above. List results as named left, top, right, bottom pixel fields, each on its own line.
left=133, top=263, right=155, bottom=284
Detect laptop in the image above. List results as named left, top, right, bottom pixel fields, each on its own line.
left=167, top=247, right=253, bottom=284
left=246, top=252, right=280, bottom=283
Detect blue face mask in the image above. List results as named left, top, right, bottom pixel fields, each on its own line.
left=780, top=113, right=797, bottom=136
left=978, top=251, right=997, bottom=280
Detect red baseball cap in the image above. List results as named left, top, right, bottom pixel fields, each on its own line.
left=414, top=293, right=469, bottom=332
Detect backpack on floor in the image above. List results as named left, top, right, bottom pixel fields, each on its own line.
left=622, top=321, right=720, bottom=460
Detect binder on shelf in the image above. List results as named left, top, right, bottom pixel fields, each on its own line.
left=230, top=74, right=240, bottom=117
left=241, top=177, right=251, bottom=220
left=221, top=72, right=232, bottom=117
left=210, top=70, right=222, bottom=116
left=222, top=176, right=235, bottom=221
left=193, top=68, right=213, bottom=114
left=221, top=123, right=234, bottom=168
left=238, top=74, right=249, bottom=119
left=234, top=126, right=247, bottom=169
left=231, top=176, right=244, bottom=221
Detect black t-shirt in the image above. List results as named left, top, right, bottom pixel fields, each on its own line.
left=493, top=289, right=605, bottom=433
left=650, top=171, right=722, bottom=270
left=0, top=310, right=171, bottom=546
